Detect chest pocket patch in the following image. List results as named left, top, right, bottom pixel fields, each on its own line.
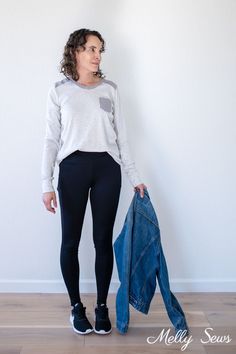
left=99, top=97, right=112, bottom=113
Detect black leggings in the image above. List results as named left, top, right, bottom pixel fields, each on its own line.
left=57, top=150, right=121, bottom=307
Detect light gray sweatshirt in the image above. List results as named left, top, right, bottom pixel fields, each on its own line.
left=41, top=77, right=142, bottom=193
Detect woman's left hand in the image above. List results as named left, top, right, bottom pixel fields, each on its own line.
left=134, top=183, right=148, bottom=198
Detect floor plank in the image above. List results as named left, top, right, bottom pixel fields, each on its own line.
left=0, top=293, right=235, bottom=354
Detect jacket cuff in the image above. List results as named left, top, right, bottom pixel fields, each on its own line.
left=116, top=321, right=129, bottom=334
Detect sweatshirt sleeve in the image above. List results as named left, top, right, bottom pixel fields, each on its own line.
left=41, top=85, right=61, bottom=193
left=113, top=85, right=142, bottom=187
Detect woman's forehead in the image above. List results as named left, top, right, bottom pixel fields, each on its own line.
left=86, top=35, right=103, bottom=47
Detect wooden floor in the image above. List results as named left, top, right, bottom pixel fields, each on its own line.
left=0, top=292, right=235, bottom=353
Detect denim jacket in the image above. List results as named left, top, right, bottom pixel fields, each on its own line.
left=114, top=188, right=189, bottom=334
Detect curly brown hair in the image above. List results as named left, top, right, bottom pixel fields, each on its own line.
left=59, top=28, right=106, bottom=81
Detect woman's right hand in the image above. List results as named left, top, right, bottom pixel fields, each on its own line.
left=42, top=192, right=57, bottom=214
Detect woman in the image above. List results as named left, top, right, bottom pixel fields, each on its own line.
left=41, top=28, right=147, bottom=335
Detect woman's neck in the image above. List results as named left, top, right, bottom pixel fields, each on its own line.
left=76, top=72, right=100, bottom=85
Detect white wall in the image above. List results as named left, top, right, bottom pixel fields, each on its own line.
left=0, top=0, right=235, bottom=294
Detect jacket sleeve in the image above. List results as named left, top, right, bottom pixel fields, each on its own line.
left=114, top=212, right=132, bottom=334
left=114, top=193, right=138, bottom=334
left=41, top=85, right=61, bottom=193
left=113, top=85, right=142, bottom=187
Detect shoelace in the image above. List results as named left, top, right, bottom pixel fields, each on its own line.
left=73, top=305, right=86, bottom=320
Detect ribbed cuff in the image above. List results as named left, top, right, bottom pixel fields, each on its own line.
left=42, top=180, right=55, bottom=193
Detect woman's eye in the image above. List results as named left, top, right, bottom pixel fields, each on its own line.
left=87, top=48, right=105, bottom=54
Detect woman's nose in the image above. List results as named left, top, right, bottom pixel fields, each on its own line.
left=95, top=51, right=101, bottom=60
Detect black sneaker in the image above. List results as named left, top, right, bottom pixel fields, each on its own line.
left=70, top=303, right=93, bottom=334
left=94, top=304, right=112, bottom=334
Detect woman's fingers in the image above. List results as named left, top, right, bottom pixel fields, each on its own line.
left=53, top=193, right=57, bottom=209
left=134, top=183, right=148, bottom=198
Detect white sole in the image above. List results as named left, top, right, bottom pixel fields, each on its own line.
left=93, top=327, right=112, bottom=335
left=70, top=314, right=93, bottom=335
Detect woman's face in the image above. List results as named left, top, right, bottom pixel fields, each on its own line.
left=75, top=35, right=103, bottom=74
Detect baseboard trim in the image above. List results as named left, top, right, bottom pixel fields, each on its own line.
left=0, top=278, right=236, bottom=292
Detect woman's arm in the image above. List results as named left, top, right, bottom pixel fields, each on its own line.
left=113, top=84, right=144, bottom=189
left=41, top=85, right=61, bottom=193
